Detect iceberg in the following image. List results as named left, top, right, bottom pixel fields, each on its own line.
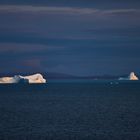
left=0, top=73, right=46, bottom=84
left=119, top=72, right=139, bottom=80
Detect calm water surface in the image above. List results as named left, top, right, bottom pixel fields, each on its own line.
left=0, top=80, right=140, bottom=140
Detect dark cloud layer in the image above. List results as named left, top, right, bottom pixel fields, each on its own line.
left=0, top=0, right=140, bottom=9
left=0, top=3, right=140, bottom=76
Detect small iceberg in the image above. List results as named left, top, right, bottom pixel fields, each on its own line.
left=119, top=72, right=139, bottom=80
left=0, top=73, right=46, bottom=84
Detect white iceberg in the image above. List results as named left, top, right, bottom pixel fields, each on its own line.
left=119, top=72, right=139, bottom=80
left=0, top=73, right=46, bottom=84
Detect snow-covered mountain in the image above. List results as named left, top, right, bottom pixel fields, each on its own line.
left=0, top=73, right=46, bottom=84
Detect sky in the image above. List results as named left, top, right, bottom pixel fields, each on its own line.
left=0, top=0, right=140, bottom=76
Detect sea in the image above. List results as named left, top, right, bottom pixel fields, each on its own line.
left=0, top=80, right=140, bottom=140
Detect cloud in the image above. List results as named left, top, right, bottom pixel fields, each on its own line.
left=0, top=5, right=140, bottom=42
left=0, top=5, right=140, bottom=75
left=0, top=43, right=47, bottom=53
left=0, top=5, right=140, bottom=16
left=0, top=5, right=100, bottom=16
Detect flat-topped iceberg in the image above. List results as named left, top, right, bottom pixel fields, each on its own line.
left=0, top=73, right=46, bottom=84
left=119, top=72, right=139, bottom=80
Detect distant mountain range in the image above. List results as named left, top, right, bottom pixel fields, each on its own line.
left=0, top=72, right=139, bottom=80
left=44, top=72, right=134, bottom=80
left=0, top=72, right=119, bottom=80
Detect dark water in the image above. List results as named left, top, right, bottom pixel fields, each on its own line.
left=0, top=81, right=140, bottom=140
